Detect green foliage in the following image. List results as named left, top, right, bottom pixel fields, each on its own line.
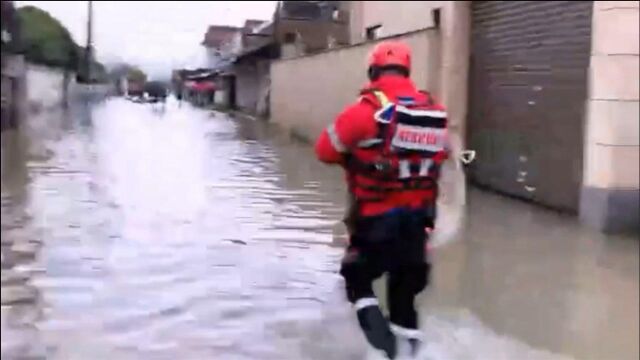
left=17, top=6, right=78, bottom=69
left=127, top=67, right=147, bottom=83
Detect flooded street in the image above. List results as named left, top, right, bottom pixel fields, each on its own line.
left=2, top=99, right=638, bottom=360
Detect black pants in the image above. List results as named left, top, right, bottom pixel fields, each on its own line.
left=340, top=208, right=431, bottom=330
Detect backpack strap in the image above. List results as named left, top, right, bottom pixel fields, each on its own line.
left=418, top=90, right=436, bottom=107
left=359, top=88, right=391, bottom=108
left=372, top=90, right=391, bottom=108
left=356, top=88, right=395, bottom=149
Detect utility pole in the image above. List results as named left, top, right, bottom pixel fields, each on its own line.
left=83, top=0, right=93, bottom=82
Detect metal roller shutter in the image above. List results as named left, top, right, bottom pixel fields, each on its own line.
left=468, top=1, right=593, bottom=211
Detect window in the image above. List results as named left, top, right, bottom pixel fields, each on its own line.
left=284, top=32, right=297, bottom=44
left=366, top=25, right=382, bottom=41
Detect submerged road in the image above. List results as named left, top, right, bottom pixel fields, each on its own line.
left=2, top=98, right=638, bottom=359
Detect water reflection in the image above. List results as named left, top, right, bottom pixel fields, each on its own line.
left=425, top=190, right=639, bottom=360
left=2, top=127, right=45, bottom=359
left=1, top=98, right=348, bottom=360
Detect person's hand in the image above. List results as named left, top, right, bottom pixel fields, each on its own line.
left=425, top=227, right=434, bottom=253
left=425, top=226, right=433, bottom=253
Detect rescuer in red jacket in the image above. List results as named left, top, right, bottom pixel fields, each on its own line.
left=315, top=41, right=449, bottom=359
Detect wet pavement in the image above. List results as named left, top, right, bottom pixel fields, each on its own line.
left=1, top=98, right=638, bottom=360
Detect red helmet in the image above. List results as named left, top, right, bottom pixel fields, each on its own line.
left=368, top=41, right=411, bottom=70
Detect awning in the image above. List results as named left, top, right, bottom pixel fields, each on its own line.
left=186, top=71, right=217, bottom=80
left=186, top=81, right=216, bottom=91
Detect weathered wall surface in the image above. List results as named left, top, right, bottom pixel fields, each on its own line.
left=214, top=88, right=229, bottom=107
left=26, top=63, right=112, bottom=113
left=235, top=59, right=270, bottom=114
left=25, top=64, right=71, bottom=111
left=276, top=18, right=349, bottom=55
left=235, top=62, right=259, bottom=112
left=580, top=1, right=640, bottom=232
left=351, top=1, right=444, bottom=43
left=270, top=28, right=441, bottom=141
left=439, top=1, right=470, bottom=138
left=272, top=1, right=471, bottom=145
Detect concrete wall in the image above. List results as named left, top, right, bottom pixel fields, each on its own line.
left=276, top=18, right=350, bottom=55
left=214, top=89, right=229, bottom=107
left=235, top=62, right=259, bottom=111
left=350, top=1, right=445, bottom=43
left=214, top=75, right=236, bottom=108
left=347, top=1, right=364, bottom=44
left=271, top=1, right=471, bottom=145
left=235, top=59, right=270, bottom=114
left=25, top=63, right=110, bottom=111
left=580, top=1, right=640, bottom=233
left=438, top=1, right=471, bottom=140
left=270, top=28, right=441, bottom=141
left=25, top=64, right=72, bottom=111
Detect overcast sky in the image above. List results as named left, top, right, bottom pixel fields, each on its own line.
left=16, top=1, right=277, bottom=79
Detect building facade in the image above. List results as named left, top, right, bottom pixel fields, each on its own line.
left=271, top=1, right=639, bottom=233
left=275, top=1, right=350, bottom=59
left=201, top=25, right=243, bottom=69
left=224, top=1, right=351, bottom=115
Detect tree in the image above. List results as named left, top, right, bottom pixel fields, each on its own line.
left=17, top=5, right=107, bottom=83
left=17, top=6, right=78, bottom=69
left=108, top=63, right=146, bottom=83
left=127, top=67, right=147, bottom=84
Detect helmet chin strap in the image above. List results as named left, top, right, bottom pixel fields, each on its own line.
left=368, top=65, right=410, bottom=81
left=367, top=66, right=380, bottom=81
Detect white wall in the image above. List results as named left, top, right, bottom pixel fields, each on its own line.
left=25, top=64, right=70, bottom=111
left=583, top=1, right=640, bottom=190
left=351, top=1, right=445, bottom=43
left=25, top=63, right=111, bottom=111
left=214, top=89, right=229, bottom=106
left=271, top=29, right=441, bottom=141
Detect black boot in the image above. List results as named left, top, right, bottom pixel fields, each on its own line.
left=390, top=323, right=423, bottom=358
left=356, top=302, right=397, bottom=359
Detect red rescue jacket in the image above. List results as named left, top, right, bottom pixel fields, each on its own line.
left=315, top=75, right=449, bottom=217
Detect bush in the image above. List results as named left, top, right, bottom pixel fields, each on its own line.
left=127, top=68, right=147, bottom=84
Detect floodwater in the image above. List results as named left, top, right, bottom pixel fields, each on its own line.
left=1, top=98, right=638, bottom=360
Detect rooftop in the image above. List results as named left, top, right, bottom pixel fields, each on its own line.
left=201, top=25, right=241, bottom=48
left=243, top=19, right=267, bottom=33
